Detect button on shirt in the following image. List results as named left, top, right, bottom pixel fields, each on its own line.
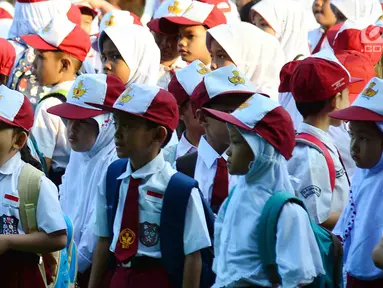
left=194, top=136, right=237, bottom=205
left=287, top=123, right=350, bottom=224
left=0, top=153, right=66, bottom=235
left=94, top=151, right=211, bottom=257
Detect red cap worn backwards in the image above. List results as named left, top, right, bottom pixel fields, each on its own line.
left=47, top=74, right=126, bottom=120
left=21, top=14, right=91, bottom=62
left=290, top=49, right=363, bottom=103
left=86, top=84, right=179, bottom=131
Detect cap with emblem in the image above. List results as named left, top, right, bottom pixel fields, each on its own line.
left=47, top=74, right=126, bottom=120
left=168, top=60, right=210, bottom=106
left=21, top=14, right=91, bottom=62
left=157, top=0, right=226, bottom=35
left=147, top=0, right=182, bottom=35
left=330, top=77, right=383, bottom=121
left=86, top=83, right=179, bottom=131
left=0, top=85, right=34, bottom=132
left=202, top=93, right=295, bottom=159
left=290, top=49, right=362, bottom=103
left=190, top=64, right=256, bottom=114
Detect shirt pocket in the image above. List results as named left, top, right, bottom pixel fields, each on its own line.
left=1, top=193, right=21, bottom=235
left=144, top=191, right=164, bottom=213
left=2, top=193, right=20, bottom=209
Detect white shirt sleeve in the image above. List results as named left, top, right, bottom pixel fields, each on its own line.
left=183, top=188, right=211, bottom=255
left=276, top=203, right=325, bottom=288
left=32, top=98, right=65, bottom=159
left=93, top=173, right=109, bottom=237
left=36, top=176, right=67, bottom=234
left=288, top=146, right=332, bottom=224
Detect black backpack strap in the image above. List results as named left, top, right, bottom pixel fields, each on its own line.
left=175, top=151, right=198, bottom=178
left=39, top=92, right=67, bottom=104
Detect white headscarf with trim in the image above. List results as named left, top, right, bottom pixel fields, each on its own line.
left=331, top=0, right=382, bottom=22
left=207, top=22, right=285, bottom=101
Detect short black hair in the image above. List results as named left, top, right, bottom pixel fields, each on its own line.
left=145, top=119, right=174, bottom=148
left=296, top=96, right=334, bottom=119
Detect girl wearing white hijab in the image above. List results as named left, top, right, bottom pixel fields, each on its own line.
left=202, top=94, right=324, bottom=287
left=250, top=0, right=310, bottom=62
left=207, top=22, right=285, bottom=101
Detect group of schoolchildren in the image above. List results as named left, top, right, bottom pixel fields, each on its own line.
left=1, top=0, right=383, bottom=287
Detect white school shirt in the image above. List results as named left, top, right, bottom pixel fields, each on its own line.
left=194, top=136, right=237, bottom=205
left=163, top=133, right=197, bottom=166
left=32, top=81, right=73, bottom=171
left=287, top=123, right=350, bottom=224
left=157, top=57, right=187, bottom=90
left=0, top=153, right=66, bottom=235
left=308, top=28, right=332, bottom=53
left=94, top=150, right=211, bottom=257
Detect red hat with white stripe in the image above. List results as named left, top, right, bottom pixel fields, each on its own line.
left=0, top=85, right=34, bottom=132
left=190, top=64, right=257, bottom=114
left=168, top=60, right=210, bottom=106
left=330, top=77, right=383, bottom=121
left=0, top=38, right=16, bottom=76
left=158, top=0, right=226, bottom=35
left=86, top=84, right=179, bottom=131
left=21, top=14, right=91, bottom=62
left=47, top=74, right=126, bottom=120
left=202, top=93, right=295, bottom=160
left=291, top=49, right=363, bottom=103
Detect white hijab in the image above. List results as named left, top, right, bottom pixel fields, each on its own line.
left=331, top=0, right=382, bottom=22
left=207, top=22, right=285, bottom=101
left=251, top=0, right=310, bottom=62
left=59, top=113, right=117, bottom=273
left=100, top=24, right=160, bottom=86
left=213, top=128, right=323, bottom=287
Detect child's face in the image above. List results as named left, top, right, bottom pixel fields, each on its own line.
left=178, top=25, right=211, bottom=65
left=209, top=39, right=235, bottom=71
left=226, top=125, right=254, bottom=175
left=66, top=118, right=99, bottom=152
left=330, top=88, right=350, bottom=127
left=80, top=14, right=94, bottom=35
left=33, top=50, right=63, bottom=86
left=0, top=123, right=26, bottom=167
left=252, top=13, right=275, bottom=36
left=153, top=32, right=179, bottom=64
left=179, top=100, right=204, bottom=136
left=102, top=37, right=131, bottom=84
left=350, top=121, right=383, bottom=169
left=312, top=0, right=337, bottom=28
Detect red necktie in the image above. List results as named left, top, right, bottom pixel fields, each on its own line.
left=211, top=157, right=229, bottom=212
left=114, top=177, right=141, bottom=263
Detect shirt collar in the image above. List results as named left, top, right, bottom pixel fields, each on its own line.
left=0, top=152, right=22, bottom=175
left=298, top=122, right=337, bottom=153
left=177, top=133, right=197, bottom=157
left=50, top=80, right=75, bottom=93
left=117, top=150, right=166, bottom=180
left=198, top=136, right=228, bottom=169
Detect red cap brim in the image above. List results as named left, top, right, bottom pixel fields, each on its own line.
left=202, top=107, right=251, bottom=130
left=0, top=116, right=26, bottom=131
left=47, top=103, right=105, bottom=120
left=329, top=106, right=383, bottom=121
left=21, top=35, right=57, bottom=51
left=350, top=77, right=364, bottom=84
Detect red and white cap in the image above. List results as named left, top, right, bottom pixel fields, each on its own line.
left=158, top=0, right=226, bottom=35
left=0, top=1, right=14, bottom=19
left=47, top=74, right=126, bottom=120
left=147, top=0, right=184, bottom=35
left=330, top=77, right=383, bottom=121
left=74, top=1, right=98, bottom=19
left=190, top=64, right=256, bottom=113
left=86, top=84, right=179, bottom=131
left=291, top=49, right=362, bottom=103
left=100, top=10, right=142, bottom=33
left=21, top=14, right=91, bottom=62
left=0, top=85, right=34, bottom=132
left=0, top=38, right=16, bottom=77
left=278, top=60, right=300, bottom=93
left=202, top=93, right=295, bottom=160
left=335, top=50, right=376, bottom=104
left=168, top=60, right=210, bottom=106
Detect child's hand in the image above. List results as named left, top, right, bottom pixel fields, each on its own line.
left=0, top=236, right=10, bottom=255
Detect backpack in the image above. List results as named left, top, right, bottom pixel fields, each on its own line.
left=175, top=151, right=198, bottom=178
left=18, top=163, right=78, bottom=288
left=106, top=159, right=215, bottom=288
left=257, top=191, right=343, bottom=288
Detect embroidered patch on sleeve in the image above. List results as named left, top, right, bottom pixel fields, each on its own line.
left=0, top=215, right=19, bottom=235
left=139, top=222, right=160, bottom=247
left=300, top=185, right=321, bottom=199
left=336, top=168, right=345, bottom=178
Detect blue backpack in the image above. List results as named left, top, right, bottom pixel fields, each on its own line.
left=257, top=191, right=343, bottom=287
left=106, top=158, right=215, bottom=288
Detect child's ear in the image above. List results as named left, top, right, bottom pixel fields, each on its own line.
left=331, top=92, right=342, bottom=110
left=13, top=131, right=28, bottom=152
left=196, top=109, right=208, bottom=128
left=154, top=126, right=168, bottom=146
left=60, top=57, right=72, bottom=72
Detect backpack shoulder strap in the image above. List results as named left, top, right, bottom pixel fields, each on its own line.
left=39, top=91, right=67, bottom=104
left=18, top=163, right=44, bottom=234
left=161, top=172, right=199, bottom=288
left=175, top=151, right=198, bottom=178
left=258, top=191, right=307, bottom=285
left=296, top=133, right=336, bottom=192
left=106, top=158, right=129, bottom=242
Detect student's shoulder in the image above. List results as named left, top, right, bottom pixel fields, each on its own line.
left=279, top=202, right=309, bottom=225
left=291, top=143, right=326, bottom=166
left=36, top=96, right=63, bottom=113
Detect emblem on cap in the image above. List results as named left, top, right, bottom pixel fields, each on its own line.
left=118, top=228, right=136, bottom=249
left=168, top=1, right=182, bottom=15
left=116, top=87, right=134, bottom=106
left=72, top=81, right=86, bottom=99
left=228, top=70, right=245, bottom=86
left=362, top=82, right=378, bottom=98
left=197, top=63, right=209, bottom=75
left=237, top=96, right=253, bottom=110
left=105, top=15, right=116, bottom=27
left=42, top=20, right=53, bottom=33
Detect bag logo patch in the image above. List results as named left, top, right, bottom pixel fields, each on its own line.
left=228, top=70, right=245, bottom=86
left=118, top=228, right=136, bottom=249
left=140, top=222, right=160, bottom=247
left=300, top=185, right=321, bottom=198
left=1, top=215, right=19, bottom=235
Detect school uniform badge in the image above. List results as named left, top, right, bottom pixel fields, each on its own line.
left=140, top=222, right=160, bottom=247
left=119, top=228, right=136, bottom=249
left=0, top=215, right=19, bottom=235
left=300, top=185, right=321, bottom=198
